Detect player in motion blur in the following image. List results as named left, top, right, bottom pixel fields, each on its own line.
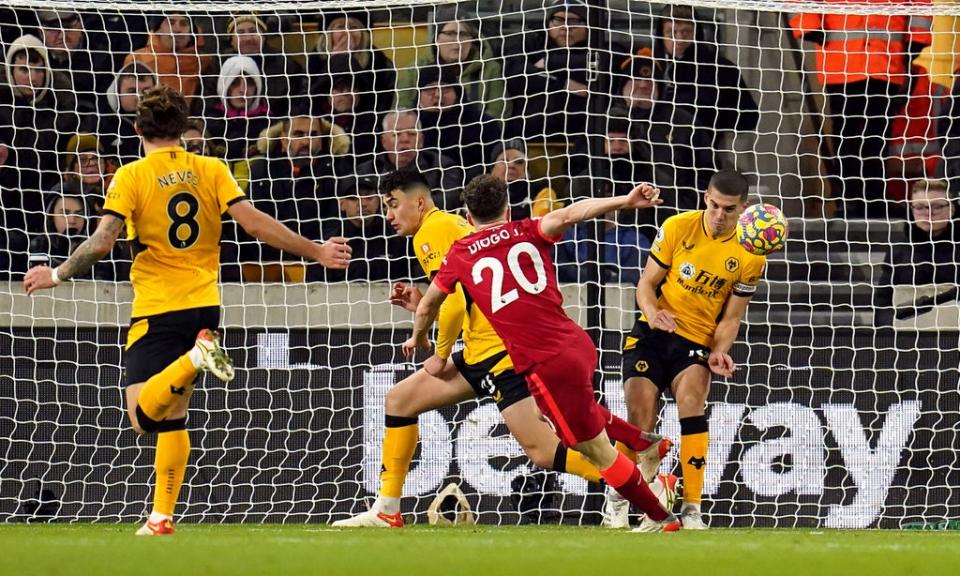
left=23, top=85, right=352, bottom=535
left=404, top=175, right=680, bottom=532
left=607, top=170, right=766, bottom=530
left=333, top=169, right=671, bottom=528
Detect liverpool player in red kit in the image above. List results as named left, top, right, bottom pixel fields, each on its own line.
left=403, top=175, right=679, bottom=532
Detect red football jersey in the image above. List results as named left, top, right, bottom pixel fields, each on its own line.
left=433, top=218, right=586, bottom=372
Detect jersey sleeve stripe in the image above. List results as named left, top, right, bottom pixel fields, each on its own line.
left=101, top=209, right=127, bottom=220
left=649, top=253, right=669, bottom=269
left=534, top=219, right=563, bottom=243
left=433, top=278, right=457, bottom=295
left=225, top=196, right=246, bottom=208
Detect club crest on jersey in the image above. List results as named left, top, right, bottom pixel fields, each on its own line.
left=725, top=257, right=739, bottom=272
left=634, top=360, right=649, bottom=372
left=679, top=262, right=696, bottom=280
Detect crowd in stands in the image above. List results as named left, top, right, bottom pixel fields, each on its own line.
left=0, top=1, right=955, bottom=304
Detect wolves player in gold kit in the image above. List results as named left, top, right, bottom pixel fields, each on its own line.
left=24, top=85, right=352, bottom=535
left=606, top=170, right=766, bottom=530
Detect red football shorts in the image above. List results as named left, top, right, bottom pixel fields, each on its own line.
left=523, top=329, right=604, bottom=447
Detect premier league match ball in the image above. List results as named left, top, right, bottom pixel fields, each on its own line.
left=737, top=203, right=787, bottom=255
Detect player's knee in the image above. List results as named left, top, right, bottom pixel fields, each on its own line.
left=384, top=386, right=415, bottom=417
left=523, top=443, right=556, bottom=470
left=675, top=393, right=706, bottom=417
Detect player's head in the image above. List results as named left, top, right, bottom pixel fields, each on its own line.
left=703, top=169, right=749, bottom=237
left=381, top=167, right=434, bottom=237
left=461, top=174, right=509, bottom=225
left=135, top=84, right=189, bottom=142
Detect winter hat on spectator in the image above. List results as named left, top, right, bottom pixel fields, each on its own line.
left=106, top=61, right=158, bottom=114
left=620, top=47, right=657, bottom=79
left=432, top=4, right=480, bottom=40
left=227, top=14, right=268, bottom=34
left=37, top=11, right=81, bottom=27
left=546, top=0, right=589, bottom=22
left=63, top=133, right=103, bottom=172
left=4, top=34, right=52, bottom=101
left=318, top=9, right=370, bottom=30
left=148, top=13, right=193, bottom=33
left=218, top=55, right=264, bottom=110
left=488, top=138, right=527, bottom=164
left=338, top=174, right=380, bottom=198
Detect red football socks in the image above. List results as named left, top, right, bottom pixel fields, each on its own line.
left=599, top=452, right=669, bottom=521
left=596, top=404, right=654, bottom=452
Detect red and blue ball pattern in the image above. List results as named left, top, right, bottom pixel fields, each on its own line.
left=737, top=203, right=787, bottom=255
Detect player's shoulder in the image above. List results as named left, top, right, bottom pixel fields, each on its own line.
left=417, top=209, right=472, bottom=239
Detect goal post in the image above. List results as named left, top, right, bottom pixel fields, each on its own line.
left=0, top=0, right=958, bottom=528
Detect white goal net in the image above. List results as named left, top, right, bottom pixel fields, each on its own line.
left=1, top=0, right=958, bottom=528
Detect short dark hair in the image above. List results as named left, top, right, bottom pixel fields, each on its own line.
left=379, top=167, right=431, bottom=197
left=136, top=85, right=189, bottom=141
left=461, top=174, right=508, bottom=223
left=708, top=169, right=749, bottom=201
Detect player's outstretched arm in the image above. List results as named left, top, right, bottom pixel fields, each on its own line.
left=539, top=182, right=662, bottom=239
left=708, top=294, right=752, bottom=377
left=23, top=214, right=125, bottom=295
left=401, top=282, right=449, bottom=359
left=228, top=199, right=351, bottom=269
left=636, top=257, right=676, bottom=333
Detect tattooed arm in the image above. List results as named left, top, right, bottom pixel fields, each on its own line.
left=23, top=215, right=125, bottom=295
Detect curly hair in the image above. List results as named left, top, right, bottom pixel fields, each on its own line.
left=136, top=85, right=189, bottom=141
left=461, top=174, right=508, bottom=223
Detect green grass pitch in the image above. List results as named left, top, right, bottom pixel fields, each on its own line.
left=2, top=525, right=958, bottom=576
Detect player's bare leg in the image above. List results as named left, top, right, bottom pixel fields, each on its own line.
left=333, top=359, right=475, bottom=528
left=604, top=377, right=665, bottom=528
left=128, top=330, right=232, bottom=535
left=671, top=365, right=711, bottom=530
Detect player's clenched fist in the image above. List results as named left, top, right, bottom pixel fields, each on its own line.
left=624, top=182, right=664, bottom=209
left=649, top=309, right=678, bottom=333
left=390, top=282, right=422, bottom=312
left=316, top=237, right=352, bottom=269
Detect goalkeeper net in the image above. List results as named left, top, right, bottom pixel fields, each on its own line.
left=1, top=0, right=958, bottom=528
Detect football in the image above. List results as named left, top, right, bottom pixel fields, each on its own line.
left=737, top=203, right=788, bottom=255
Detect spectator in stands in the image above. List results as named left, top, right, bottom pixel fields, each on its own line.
left=416, top=66, right=500, bottom=184
left=488, top=138, right=558, bottom=220
left=652, top=5, right=758, bottom=153
left=356, top=109, right=464, bottom=210
left=308, top=10, right=396, bottom=116
left=36, top=10, right=112, bottom=122
left=555, top=208, right=650, bottom=285
left=239, top=114, right=351, bottom=282
left=182, top=118, right=214, bottom=157
left=27, top=190, right=128, bottom=281
left=875, top=179, right=959, bottom=325
left=313, top=174, right=412, bottom=282
left=100, top=61, right=158, bottom=164
left=202, top=55, right=272, bottom=162
left=504, top=0, right=605, bottom=138
left=395, top=3, right=508, bottom=119
left=124, top=13, right=209, bottom=107
left=49, top=134, right=110, bottom=210
left=0, top=34, right=79, bottom=233
left=791, top=9, right=931, bottom=218
left=0, top=193, right=29, bottom=279
left=615, top=52, right=712, bottom=214
left=318, top=62, right=379, bottom=162
left=887, top=65, right=944, bottom=219
left=198, top=14, right=307, bottom=120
